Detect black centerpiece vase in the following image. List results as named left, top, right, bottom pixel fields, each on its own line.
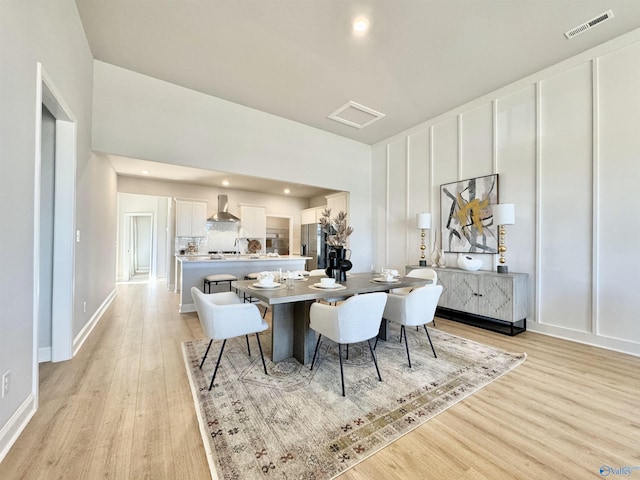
left=325, top=246, right=352, bottom=282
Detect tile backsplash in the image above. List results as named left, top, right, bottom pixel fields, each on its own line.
left=177, top=222, right=256, bottom=254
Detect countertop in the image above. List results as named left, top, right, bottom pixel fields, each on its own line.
left=176, top=254, right=311, bottom=263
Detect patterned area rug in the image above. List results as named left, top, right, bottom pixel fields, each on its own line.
left=182, top=327, right=526, bottom=480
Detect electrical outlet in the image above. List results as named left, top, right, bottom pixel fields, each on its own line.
left=1, top=371, right=10, bottom=398
left=83, top=301, right=87, bottom=313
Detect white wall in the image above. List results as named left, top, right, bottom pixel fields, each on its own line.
left=0, top=0, right=117, bottom=459
left=93, top=62, right=373, bottom=273
left=372, top=29, right=640, bottom=356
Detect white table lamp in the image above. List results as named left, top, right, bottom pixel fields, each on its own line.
left=493, top=204, right=515, bottom=273
left=417, top=213, right=431, bottom=266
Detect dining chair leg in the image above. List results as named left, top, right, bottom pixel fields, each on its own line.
left=423, top=324, right=437, bottom=358
left=346, top=344, right=349, bottom=360
left=338, top=343, right=345, bottom=397
left=367, top=339, right=382, bottom=382
left=209, top=339, right=227, bottom=390
left=245, top=335, right=252, bottom=356
left=255, top=333, right=268, bottom=375
left=310, top=334, right=322, bottom=370
left=373, top=336, right=379, bottom=350
left=401, top=326, right=412, bottom=368
left=200, top=339, right=213, bottom=369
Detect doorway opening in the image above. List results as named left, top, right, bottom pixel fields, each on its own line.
left=265, top=215, right=293, bottom=255
left=123, top=213, right=153, bottom=283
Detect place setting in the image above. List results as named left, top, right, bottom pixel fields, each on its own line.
left=371, top=268, right=401, bottom=284
left=308, top=277, right=347, bottom=291
left=248, top=271, right=286, bottom=291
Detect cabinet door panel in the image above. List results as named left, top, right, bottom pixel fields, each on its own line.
left=240, top=206, right=266, bottom=238
left=191, top=202, right=207, bottom=237
left=301, top=208, right=316, bottom=224
left=176, top=201, right=193, bottom=237
left=439, top=271, right=478, bottom=313
left=478, top=275, right=514, bottom=321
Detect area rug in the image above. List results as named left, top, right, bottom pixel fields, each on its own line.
left=182, top=327, right=526, bottom=480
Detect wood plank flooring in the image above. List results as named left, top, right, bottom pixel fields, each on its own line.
left=0, top=281, right=638, bottom=479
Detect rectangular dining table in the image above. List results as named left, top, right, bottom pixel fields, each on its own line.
left=232, top=272, right=432, bottom=365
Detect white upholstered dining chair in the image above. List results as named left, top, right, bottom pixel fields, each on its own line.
left=390, top=268, right=438, bottom=326
left=390, top=268, right=437, bottom=294
left=191, top=287, right=269, bottom=390
left=309, top=292, right=387, bottom=396
left=381, top=285, right=443, bottom=368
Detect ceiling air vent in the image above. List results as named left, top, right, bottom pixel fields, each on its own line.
left=565, top=10, right=614, bottom=39
left=328, top=101, right=385, bottom=129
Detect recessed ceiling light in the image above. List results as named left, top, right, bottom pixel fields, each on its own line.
left=222, top=180, right=230, bottom=186
left=284, top=188, right=291, bottom=195
left=141, top=170, right=150, bottom=175
left=353, top=17, right=369, bottom=35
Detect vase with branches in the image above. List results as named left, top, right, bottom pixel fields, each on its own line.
left=319, top=208, right=353, bottom=281
left=319, top=208, right=353, bottom=246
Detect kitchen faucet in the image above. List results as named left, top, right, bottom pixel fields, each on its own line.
left=234, top=238, right=241, bottom=259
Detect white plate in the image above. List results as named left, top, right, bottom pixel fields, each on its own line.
left=313, top=282, right=342, bottom=289
left=373, top=278, right=400, bottom=283
left=252, top=282, right=281, bottom=288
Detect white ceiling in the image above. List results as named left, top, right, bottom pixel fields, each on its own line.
left=76, top=0, right=640, bottom=194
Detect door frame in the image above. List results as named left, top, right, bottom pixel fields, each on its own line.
left=33, top=63, right=77, bottom=399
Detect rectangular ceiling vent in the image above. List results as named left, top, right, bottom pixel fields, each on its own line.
left=328, top=101, right=385, bottom=129
left=565, top=10, right=614, bottom=39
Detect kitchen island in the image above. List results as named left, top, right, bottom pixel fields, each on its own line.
left=175, top=254, right=311, bottom=313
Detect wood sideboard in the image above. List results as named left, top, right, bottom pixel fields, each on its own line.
left=406, top=266, right=529, bottom=335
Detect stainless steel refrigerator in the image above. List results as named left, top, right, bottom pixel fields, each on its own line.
left=300, top=223, right=327, bottom=270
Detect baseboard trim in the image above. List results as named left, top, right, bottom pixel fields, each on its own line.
left=179, top=302, right=196, bottom=314
left=528, top=322, right=640, bottom=357
left=38, top=346, right=52, bottom=363
left=0, top=394, right=36, bottom=463
left=73, top=288, right=117, bottom=356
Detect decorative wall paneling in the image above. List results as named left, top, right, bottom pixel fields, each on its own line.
left=495, top=86, right=537, bottom=319
left=372, top=29, right=640, bottom=356
left=539, top=63, right=593, bottom=334
left=387, top=139, right=407, bottom=270
left=407, top=130, right=431, bottom=265
left=597, top=41, right=640, bottom=344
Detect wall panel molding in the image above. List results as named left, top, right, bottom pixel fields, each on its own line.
left=371, top=29, right=640, bottom=355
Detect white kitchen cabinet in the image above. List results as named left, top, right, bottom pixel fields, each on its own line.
left=240, top=205, right=266, bottom=238
left=301, top=206, right=326, bottom=224
left=175, top=199, right=207, bottom=237
left=325, top=192, right=349, bottom=216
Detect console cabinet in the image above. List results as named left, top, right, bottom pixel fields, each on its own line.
left=406, top=266, right=529, bottom=334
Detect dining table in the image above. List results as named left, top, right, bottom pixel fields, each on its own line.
left=232, top=272, right=432, bottom=365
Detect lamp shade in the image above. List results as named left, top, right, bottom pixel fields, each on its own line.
left=493, top=204, right=515, bottom=225
left=416, top=213, right=431, bottom=229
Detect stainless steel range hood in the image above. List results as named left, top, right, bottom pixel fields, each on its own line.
left=207, top=195, right=240, bottom=222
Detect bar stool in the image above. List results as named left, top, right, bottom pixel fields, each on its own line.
left=203, top=273, right=238, bottom=293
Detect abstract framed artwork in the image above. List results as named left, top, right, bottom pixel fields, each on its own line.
left=440, top=174, right=499, bottom=253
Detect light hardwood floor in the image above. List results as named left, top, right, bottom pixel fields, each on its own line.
left=1, top=282, right=638, bottom=479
